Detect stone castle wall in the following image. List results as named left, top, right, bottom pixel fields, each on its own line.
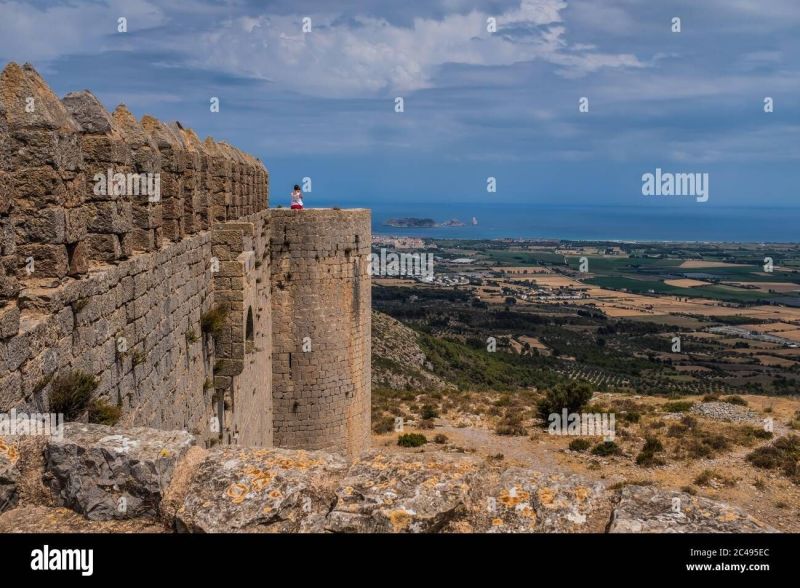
left=0, top=63, right=370, bottom=456
left=270, top=209, right=371, bottom=457
left=0, top=63, right=269, bottom=445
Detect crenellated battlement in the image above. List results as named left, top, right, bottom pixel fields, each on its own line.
left=0, top=62, right=268, bottom=297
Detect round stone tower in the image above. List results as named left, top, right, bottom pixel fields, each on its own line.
left=269, top=208, right=371, bottom=457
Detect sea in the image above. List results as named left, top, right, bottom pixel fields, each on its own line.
left=351, top=202, right=800, bottom=243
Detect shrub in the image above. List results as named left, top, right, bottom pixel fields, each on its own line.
left=747, top=446, right=784, bottom=469
left=536, top=380, right=593, bottom=422
left=591, top=441, right=621, bottom=456
left=420, top=404, right=439, bottom=420
left=685, top=432, right=730, bottom=459
left=636, top=452, right=665, bottom=467
left=746, top=435, right=800, bottom=479
left=622, top=411, right=641, bottom=424
left=703, top=393, right=720, bottom=402
left=663, top=401, right=693, bottom=413
left=419, top=418, right=435, bottom=430
left=636, top=436, right=665, bottom=467
left=373, top=415, right=395, bottom=434
left=495, top=412, right=527, bottom=436
left=88, top=399, right=122, bottom=425
left=723, top=395, right=748, bottom=407
left=694, top=469, right=736, bottom=487
left=666, top=423, right=687, bottom=437
left=569, top=438, right=591, bottom=452
left=642, top=436, right=664, bottom=453
left=398, top=433, right=427, bottom=448
left=49, top=370, right=98, bottom=420
left=201, top=307, right=228, bottom=339
left=433, top=433, right=448, bottom=444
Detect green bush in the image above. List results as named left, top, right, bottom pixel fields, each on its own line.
left=746, top=435, right=800, bottom=479
left=568, top=438, right=591, bottom=452
left=537, top=380, right=593, bottom=422
left=642, top=436, right=664, bottom=453
left=49, top=370, right=98, bottom=420
left=591, top=441, right=621, bottom=456
left=398, top=433, right=427, bottom=447
left=662, top=401, right=694, bottom=413
left=636, top=436, right=665, bottom=467
left=622, top=411, right=641, bottom=423
left=433, top=433, right=448, bottom=444
left=723, top=395, right=748, bottom=407
left=420, top=404, right=439, bottom=420
left=686, top=432, right=730, bottom=459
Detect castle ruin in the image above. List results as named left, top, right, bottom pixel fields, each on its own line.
left=0, top=63, right=371, bottom=457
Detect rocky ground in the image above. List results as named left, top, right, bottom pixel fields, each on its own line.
left=372, top=392, right=800, bottom=532
left=0, top=420, right=785, bottom=533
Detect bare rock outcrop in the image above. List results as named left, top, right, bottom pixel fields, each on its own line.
left=608, top=485, right=776, bottom=533
left=327, top=450, right=481, bottom=533
left=0, top=425, right=779, bottom=534
left=470, top=468, right=610, bottom=533
left=44, top=423, right=195, bottom=520
left=174, top=446, right=348, bottom=533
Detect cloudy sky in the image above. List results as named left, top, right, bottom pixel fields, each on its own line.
left=1, top=0, right=797, bottom=207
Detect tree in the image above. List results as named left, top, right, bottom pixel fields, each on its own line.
left=537, top=380, right=593, bottom=422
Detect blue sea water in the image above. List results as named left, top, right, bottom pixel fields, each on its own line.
left=355, top=202, right=800, bottom=243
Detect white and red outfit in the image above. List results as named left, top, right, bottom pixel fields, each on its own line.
left=291, top=189, right=304, bottom=209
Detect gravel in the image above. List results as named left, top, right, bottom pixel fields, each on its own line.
left=690, top=401, right=760, bottom=424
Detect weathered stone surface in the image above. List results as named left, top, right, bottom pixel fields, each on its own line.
left=0, top=437, right=19, bottom=512
left=0, top=304, right=20, bottom=338
left=609, top=485, right=776, bottom=533
left=0, top=424, right=785, bottom=535
left=270, top=209, right=371, bottom=458
left=62, top=90, right=114, bottom=134
left=0, top=63, right=80, bottom=132
left=44, top=423, right=195, bottom=520
left=326, top=451, right=480, bottom=533
left=469, top=468, right=610, bottom=533
left=175, top=446, right=348, bottom=533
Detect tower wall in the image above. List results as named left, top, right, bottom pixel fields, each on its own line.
left=269, top=209, right=371, bottom=457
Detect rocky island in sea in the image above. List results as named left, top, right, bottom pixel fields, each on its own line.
left=384, top=217, right=465, bottom=228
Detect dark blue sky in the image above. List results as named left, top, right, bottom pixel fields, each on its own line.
left=1, top=0, right=797, bottom=208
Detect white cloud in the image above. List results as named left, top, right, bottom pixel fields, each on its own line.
left=0, top=0, right=166, bottom=62
left=183, top=0, right=644, bottom=97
